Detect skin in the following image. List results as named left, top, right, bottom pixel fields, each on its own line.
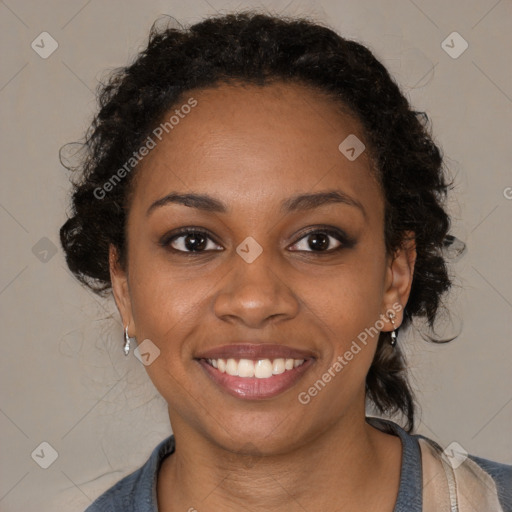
left=110, top=82, right=416, bottom=511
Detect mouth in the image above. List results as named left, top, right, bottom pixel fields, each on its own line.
left=195, top=344, right=316, bottom=400
left=206, top=356, right=307, bottom=377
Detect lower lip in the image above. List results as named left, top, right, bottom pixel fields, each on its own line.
left=198, top=359, right=314, bottom=400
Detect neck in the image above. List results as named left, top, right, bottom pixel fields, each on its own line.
left=157, top=405, right=402, bottom=511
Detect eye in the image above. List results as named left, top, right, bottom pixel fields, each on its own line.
left=159, top=228, right=223, bottom=254
left=159, top=226, right=355, bottom=256
left=289, top=227, right=353, bottom=253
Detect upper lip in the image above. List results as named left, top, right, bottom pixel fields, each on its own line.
left=195, top=343, right=316, bottom=360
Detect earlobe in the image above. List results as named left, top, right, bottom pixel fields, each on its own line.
left=109, top=244, right=135, bottom=333
left=382, top=231, right=417, bottom=329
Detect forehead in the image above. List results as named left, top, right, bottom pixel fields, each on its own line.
left=130, top=81, right=383, bottom=220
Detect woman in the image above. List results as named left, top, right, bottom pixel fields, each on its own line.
left=59, top=11, right=512, bottom=512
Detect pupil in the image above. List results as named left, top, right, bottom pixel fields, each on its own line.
left=182, top=232, right=330, bottom=252
left=185, top=233, right=207, bottom=251
left=309, top=233, right=328, bottom=251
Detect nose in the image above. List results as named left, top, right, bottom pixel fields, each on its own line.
left=212, top=248, right=299, bottom=329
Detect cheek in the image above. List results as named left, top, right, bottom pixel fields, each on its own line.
left=127, top=250, right=219, bottom=369
left=305, top=246, right=387, bottom=387
left=128, top=229, right=387, bottom=345
left=316, top=256, right=386, bottom=336
left=130, top=275, right=203, bottom=345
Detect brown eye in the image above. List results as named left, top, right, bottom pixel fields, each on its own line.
left=289, top=228, right=355, bottom=253
left=160, top=228, right=223, bottom=254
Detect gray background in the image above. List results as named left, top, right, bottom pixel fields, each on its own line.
left=0, top=0, right=511, bottom=510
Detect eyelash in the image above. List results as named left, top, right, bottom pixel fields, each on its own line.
left=159, top=226, right=355, bottom=256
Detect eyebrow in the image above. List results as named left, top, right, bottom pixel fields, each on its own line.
left=146, top=190, right=366, bottom=218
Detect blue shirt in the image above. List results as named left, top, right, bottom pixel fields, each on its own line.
left=84, top=417, right=512, bottom=511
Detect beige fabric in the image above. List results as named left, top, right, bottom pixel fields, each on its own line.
left=420, top=438, right=504, bottom=512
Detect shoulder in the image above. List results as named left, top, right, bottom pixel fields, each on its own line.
left=366, top=417, right=512, bottom=511
left=467, top=453, right=512, bottom=511
left=417, top=434, right=512, bottom=512
left=84, top=435, right=175, bottom=512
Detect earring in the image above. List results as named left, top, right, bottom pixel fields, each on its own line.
left=123, top=326, right=132, bottom=356
left=387, top=311, right=398, bottom=347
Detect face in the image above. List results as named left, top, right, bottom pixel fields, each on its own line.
left=110, top=82, right=415, bottom=455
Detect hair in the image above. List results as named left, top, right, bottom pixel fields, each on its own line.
left=59, top=10, right=456, bottom=432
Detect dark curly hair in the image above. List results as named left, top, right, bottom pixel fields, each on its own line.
left=59, top=11, right=456, bottom=432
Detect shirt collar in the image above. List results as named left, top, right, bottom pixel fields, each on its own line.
left=142, top=417, right=422, bottom=512
left=366, top=416, right=423, bottom=512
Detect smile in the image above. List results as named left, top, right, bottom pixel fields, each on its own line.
left=206, top=357, right=306, bottom=378
left=195, top=342, right=316, bottom=400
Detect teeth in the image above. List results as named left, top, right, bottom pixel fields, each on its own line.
left=272, top=358, right=285, bottom=375
left=207, top=357, right=306, bottom=378
left=238, top=358, right=255, bottom=377
left=226, top=358, right=239, bottom=376
left=217, top=358, right=226, bottom=373
left=254, top=359, right=273, bottom=378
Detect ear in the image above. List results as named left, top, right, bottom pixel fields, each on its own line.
left=109, top=244, right=136, bottom=336
left=381, top=231, right=416, bottom=330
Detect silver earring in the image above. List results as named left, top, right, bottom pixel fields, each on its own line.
left=123, top=326, right=132, bottom=356
left=388, top=312, right=398, bottom=347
